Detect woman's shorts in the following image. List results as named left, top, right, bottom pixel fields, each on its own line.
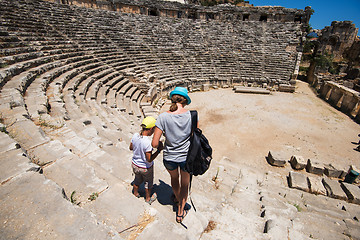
left=132, top=163, right=153, bottom=189
left=163, top=159, right=187, bottom=171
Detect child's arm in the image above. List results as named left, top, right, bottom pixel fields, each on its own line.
left=145, top=150, right=160, bottom=162
left=146, top=142, right=163, bottom=162
left=129, top=142, right=133, bottom=151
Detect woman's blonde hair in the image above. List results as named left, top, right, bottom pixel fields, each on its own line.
left=170, top=94, right=188, bottom=112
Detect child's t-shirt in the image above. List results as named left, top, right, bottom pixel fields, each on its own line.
left=131, top=133, right=153, bottom=168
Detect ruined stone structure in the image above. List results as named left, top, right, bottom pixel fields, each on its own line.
left=2, top=0, right=312, bottom=107
left=311, top=21, right=360, bottom=93
left=345, top=39, right=360, bottom=67
left=47, top=0, right=311, bottom=24
left=318, top=21, right=359, bottom=62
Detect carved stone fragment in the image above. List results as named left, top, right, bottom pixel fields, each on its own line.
left=267, top=151, right=287, bottom=167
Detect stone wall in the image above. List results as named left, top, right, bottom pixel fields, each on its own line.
left=45, top=0, right=311, bottom=25
left=319, top=81, right=360, bottom=123
left=344, top=39, right=360, bottom=67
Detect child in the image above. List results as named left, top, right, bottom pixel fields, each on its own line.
left=129, top=116, right=163, bottom=204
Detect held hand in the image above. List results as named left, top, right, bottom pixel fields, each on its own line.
left=157, top=141, right=164, bottom=151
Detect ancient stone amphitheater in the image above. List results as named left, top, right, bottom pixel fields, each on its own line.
left=1, top=0, right=360, bottom=239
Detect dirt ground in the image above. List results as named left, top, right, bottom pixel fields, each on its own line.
left=185, top=80, right=360, bottom=173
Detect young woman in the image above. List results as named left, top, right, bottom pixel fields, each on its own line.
left=152, top=87, right=196, bottom=223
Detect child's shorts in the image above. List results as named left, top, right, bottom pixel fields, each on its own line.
left=132, top=163, right=154, bottom=189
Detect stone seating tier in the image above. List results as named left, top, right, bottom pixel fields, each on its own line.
left=87, top=72, right=124, bottom=100
left=73, top=4, right=301, bottom=86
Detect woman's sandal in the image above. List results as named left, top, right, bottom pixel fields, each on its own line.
left=176, top=209, right=188, bottom=223
left=145, top=193, right=157, bottom=205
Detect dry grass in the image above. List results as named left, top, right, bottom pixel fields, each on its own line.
left=34, top=118, right=63, bottom=130
left=204, top=220, right=216, bottom=233
left=125, top=212, right=155, bottom=240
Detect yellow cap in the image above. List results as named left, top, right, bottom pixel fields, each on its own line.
left=141, top=116, right=156, bottom=129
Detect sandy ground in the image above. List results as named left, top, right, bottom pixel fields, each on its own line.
left=184, top=80, right=360, bottom=173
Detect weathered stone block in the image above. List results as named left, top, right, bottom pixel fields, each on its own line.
left=6, top=120, right=50, bottom=150
left=340, top=92, right=358, bottom=115
left=306, top=159, right=324, bottom=176
left=324, top=164, right=346, bottom=178
left=341, top=182, right=360, bottom=204
left=201, top=84, right=211, bottom=91
left=0, top=131, right=18, bottom=153
left=289, top=155, right=306, bottom=170
left=327, top=84, right=343, bottom=107
left=235, top=86, right=270, bottom=94
left=27, top=140, right=72, bottom=166
left=322, top=178, right=347, bottom=200
left=339, top=171, right=347, bottom=179
left=267, top=151, right=287, bottom=167
left=288, top=171, right=309, bottom=192
left=308, top=176, right=326, bottom=195
left=278, top=84, right=295, bottom=93
left=319, top=83, right=332, bottom=100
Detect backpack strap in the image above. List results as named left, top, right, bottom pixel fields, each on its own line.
left=189, top=110, right=198, bottom=212
left=190, top=110, right=198, bottom=134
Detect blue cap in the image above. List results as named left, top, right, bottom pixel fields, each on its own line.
left=169, top=87, right=191, bottom=105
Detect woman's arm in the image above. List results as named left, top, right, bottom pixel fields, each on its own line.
left=152, top=127, right=163, bottom=148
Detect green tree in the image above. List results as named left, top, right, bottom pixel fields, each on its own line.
left=306, top=41, right=334, bottom=87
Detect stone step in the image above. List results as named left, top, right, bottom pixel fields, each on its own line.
left=45, top=125, right=101, bottom=158
left=86, top=72, right=122, bottom=100
left=0, top=128, right=19, bottom=153
left=85, top=100, right=136, bottom=140
left=82, top=183, right=146, bottom=238
left=5, top=118, right=51, bottom=150
left=0, top=171, right=119, bottom=239
left=257, top=174, right=358, bottom=240
left=0, top=131, right=39, bottom=184
left=136, top=207, right=208, bottom=240
left=294, top=213, right=350, bottom=240
left=189, top=158, right=270, bottom=239
left=43, top=154, right=109, bottom=204
left=76, top=69, right=115, bottom=98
